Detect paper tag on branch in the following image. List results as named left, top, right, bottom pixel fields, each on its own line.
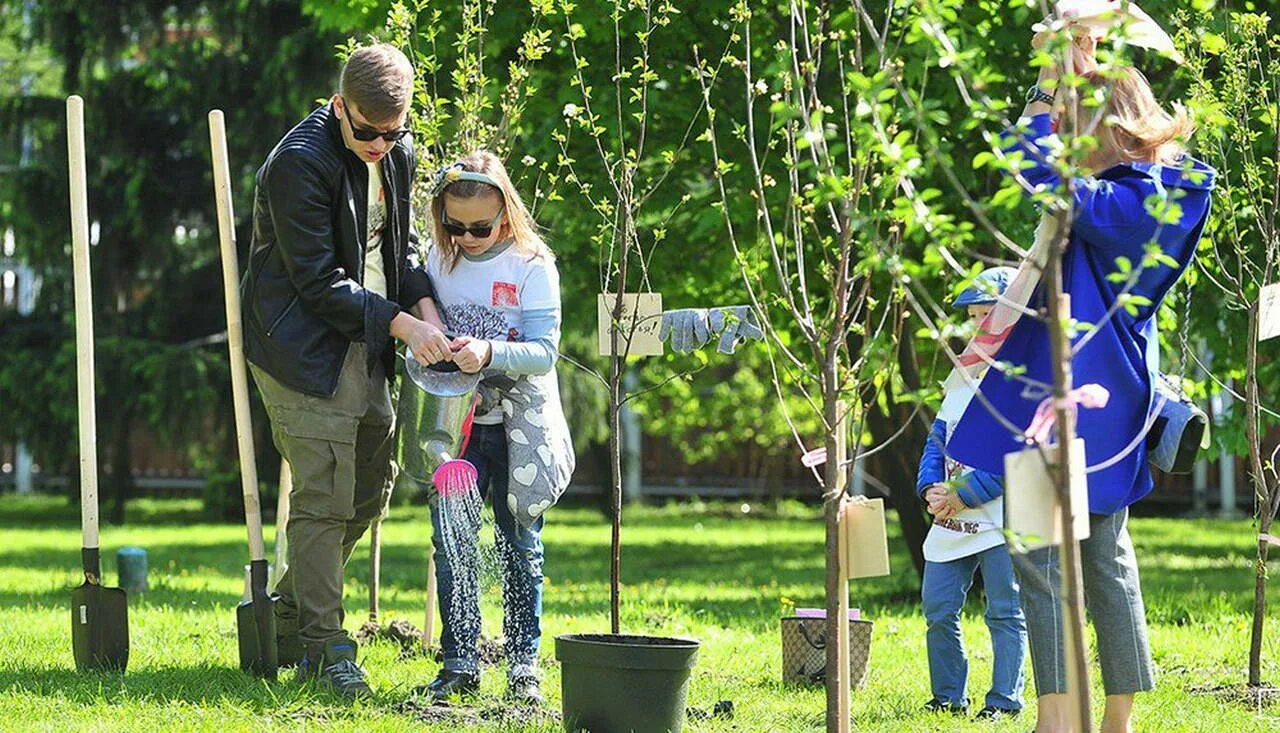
left=801, top=448, right=827, bottom=468
left=1004, top=438, right=1091, bottom=551
left=597, top=293, right=663, bottom=356
left=838, top=496, right=890, bottom=580
left=1258, top=283, right=1280, bottom=343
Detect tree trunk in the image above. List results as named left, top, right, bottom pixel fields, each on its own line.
left=1046, top=257, right=1092, bottom=730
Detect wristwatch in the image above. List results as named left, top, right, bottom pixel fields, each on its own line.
left=1025, top=84, right=1055, bottom=106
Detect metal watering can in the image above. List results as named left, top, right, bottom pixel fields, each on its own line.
left=394, top=350, right=480, bottom=498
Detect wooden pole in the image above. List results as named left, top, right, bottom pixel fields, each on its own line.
left=823, top=391, right=846, bottom=732
left=1246, top=303, right=1269, bottom=686
left=369, top=516, right=382, bottom=623
left=835, top=401, right=850, bottom=733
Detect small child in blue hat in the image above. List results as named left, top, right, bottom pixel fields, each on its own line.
left=917, top=266, right=1026, bottom=720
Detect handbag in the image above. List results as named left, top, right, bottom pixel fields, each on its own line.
left=1147, top=372, right=1209, bottom=475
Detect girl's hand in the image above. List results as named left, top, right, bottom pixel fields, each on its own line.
left=450, top=335, right=492, bottom=373
left=922, top=484, right=948, bottom=505
left=929, top=492, right=967, bottom=521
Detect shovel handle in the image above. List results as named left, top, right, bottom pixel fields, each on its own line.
left=67, top=96, right=100, bottom=551
left=209, top=109, right=267, bottom=562
left=369, top=517, right=381, bottom=620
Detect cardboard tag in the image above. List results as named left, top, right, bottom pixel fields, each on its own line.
left=597, top=293, right=663, bottom=356
left=838, top=497, right=891, bottom=579
left=1003, top=438, right=1091, bottom=551
left=1259, top=283, right=1280, bottom=342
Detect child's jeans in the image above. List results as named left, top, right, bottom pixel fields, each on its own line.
left=922, top=544, right=1026, bottom=711
left=431, top=423, right=545, bottom=679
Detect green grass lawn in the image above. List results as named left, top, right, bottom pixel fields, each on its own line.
left=0, top=494, right=1276, bottom=731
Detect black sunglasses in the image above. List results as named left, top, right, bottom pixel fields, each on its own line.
left=442, top=210, right=504, bottom=239
left=341, top=102, right=410, bottom=143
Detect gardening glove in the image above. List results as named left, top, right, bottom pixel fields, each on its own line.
left=708, top=305, right=765, bottom=354
left=658, top=308, right=711, bottom=353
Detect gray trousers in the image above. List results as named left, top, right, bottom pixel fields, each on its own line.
left=1011, top=509, right=1156, bottom=696
left=250, top=343, right=395, bottom=647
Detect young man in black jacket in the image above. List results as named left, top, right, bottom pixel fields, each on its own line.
left=243, top=43, right=448, bottom=698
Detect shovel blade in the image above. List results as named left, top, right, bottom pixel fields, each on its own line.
left=71, top=582, right=129, bottom=672
left=236, top=595, right=278, bottom=679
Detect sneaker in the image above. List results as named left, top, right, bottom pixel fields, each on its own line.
left=297, top=638, right=372, bottom=700
left=975, top=705, right=1020, bottom=720
left=923, top=698, right=969, bottom=715
left=413, top=669, right=481, bottom=701
left=273, top=595, right=303, bottom=668
left=507, top=674, right=543, bottom=705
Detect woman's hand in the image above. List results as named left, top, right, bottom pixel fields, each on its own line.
left=450, top=335, right=492, bottom=373
left=1033, top=22, right=1098, bottom=76
left=1069, top=33, right=1097, bottom=75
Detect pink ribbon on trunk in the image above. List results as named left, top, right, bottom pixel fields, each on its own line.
left=1024, top=383, right=1111, bottom=445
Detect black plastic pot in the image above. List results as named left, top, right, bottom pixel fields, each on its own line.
left=556, top=633, right=700, bottom=733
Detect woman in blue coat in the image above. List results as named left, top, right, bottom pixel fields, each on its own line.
left=947, top=35, right=1215, bottom=733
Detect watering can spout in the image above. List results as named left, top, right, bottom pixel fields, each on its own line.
left=394, top=349, right=480, bottom=497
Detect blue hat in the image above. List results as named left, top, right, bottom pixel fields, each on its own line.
left=952, top=266, right=1017, bottom=309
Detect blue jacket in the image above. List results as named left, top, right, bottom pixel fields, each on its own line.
left=917, top=418, right=1006, bottom=508
left=947, top=113, right=1216, bottom=515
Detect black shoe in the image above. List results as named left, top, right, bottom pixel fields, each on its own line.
left=413, top=669, right=480, bottom=701
left=975, top=705, right=1020, bottom=720
left=923, top=698, right=969, bottom=715
left=296, top=639, right=372, bottom=700
left=507, top=674, right=543, bottom=705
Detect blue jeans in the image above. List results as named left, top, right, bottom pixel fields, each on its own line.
left=922, top=545, right=1026, bottom=711
left=431, top=423, right=545, bottom=676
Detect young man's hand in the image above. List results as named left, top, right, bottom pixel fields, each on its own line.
left=449, top=335, right=492, bottom=373
left=391, top=312, right=452, bottom=365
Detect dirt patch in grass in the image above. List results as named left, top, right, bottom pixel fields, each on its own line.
left=1190, top=682, right=1280, bottom=709
left=394, top=698, right=560, bottom=727
left=358, top=621, right=506, bottom=666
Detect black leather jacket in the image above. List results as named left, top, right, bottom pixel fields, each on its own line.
left=243, top=104, right=433, bottom=398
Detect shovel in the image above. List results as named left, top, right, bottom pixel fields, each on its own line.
left=67, top=94, right=129, bottom=673
left=209, top=109, right=277, bottom=679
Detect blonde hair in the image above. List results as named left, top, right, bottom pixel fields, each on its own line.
left=430, top=150, right=550, bottom=271
left=1082, top=67, right=1194, bottom=165
left=339, top=44, right=414, bottom=123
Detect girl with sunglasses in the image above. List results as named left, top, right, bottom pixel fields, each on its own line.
left=414, top=150, right=574, bottom=706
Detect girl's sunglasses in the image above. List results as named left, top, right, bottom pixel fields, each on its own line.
left=342, top=102, right=410, bottom=143
left=442, top=210, right=504, bottom=238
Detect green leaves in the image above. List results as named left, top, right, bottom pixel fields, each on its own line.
left=1201, top=32, right=1228, bottom=55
